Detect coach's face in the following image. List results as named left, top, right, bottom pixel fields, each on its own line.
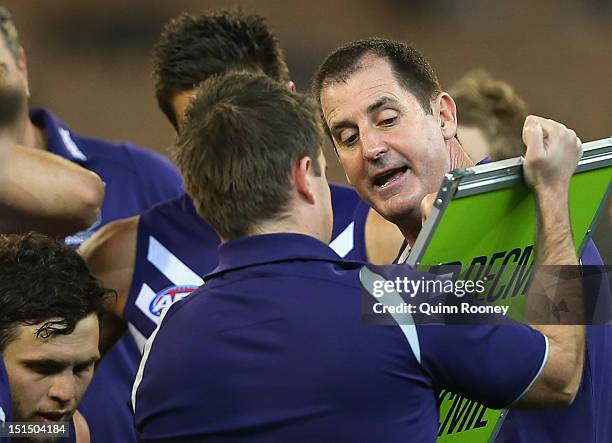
left=320, top=54, right=453, bottom=227
left=2, top=314, right=99, bottom=434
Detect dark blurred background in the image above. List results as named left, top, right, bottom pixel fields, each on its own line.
left=3, top=0, right=610, bottom=260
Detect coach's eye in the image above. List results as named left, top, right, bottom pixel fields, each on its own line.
left=378, top=110, right=399, bottom=127
left=338, top=129, right=359, bottom=147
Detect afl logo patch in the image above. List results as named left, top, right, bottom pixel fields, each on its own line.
left=149, top=285, right=198, bottom=317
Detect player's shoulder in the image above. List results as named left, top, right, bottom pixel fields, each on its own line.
left=79, top=215, right=139, bottom=264
left=77, top=135, right=178, bottom=176
left=140, top=193, right=191, bottom=219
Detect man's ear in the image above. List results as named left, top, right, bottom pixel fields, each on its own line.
left=436, top=92, right=457, bottom=141
left=293, top=156, right=316, bottom=204
left=17, top=47, right=30, bottom=98
left=287, top=81, right=297, bottom=93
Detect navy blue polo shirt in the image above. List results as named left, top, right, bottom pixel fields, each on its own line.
left=133, top=233, right=547, bottom=442
left=29, top=108, right=183, bottom=442
left=124, top=186, right=368, bottom=351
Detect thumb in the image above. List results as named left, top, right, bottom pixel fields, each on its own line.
left=421, top=193, right=437, bottom=226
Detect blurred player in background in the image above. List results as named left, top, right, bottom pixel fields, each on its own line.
left=0, top=5, right=184, bottom=442
left=449, top=69, right=528, bottom=161
left=0, top=232, right=114, bottom=443
left=314, top=38, right=611, bottom=443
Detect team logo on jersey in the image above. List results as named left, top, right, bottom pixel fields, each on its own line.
left=149, top=285, right=198, bottom=317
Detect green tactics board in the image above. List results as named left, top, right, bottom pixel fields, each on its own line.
left=407, top=137, right=611, bottom=443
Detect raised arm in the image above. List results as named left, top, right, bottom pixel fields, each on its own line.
left=514, top=115, right=584, bottom=407
left=0, top=143, right=104, bottom=237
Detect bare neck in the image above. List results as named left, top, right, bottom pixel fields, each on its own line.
left=17, top=112, right=47, bottom=151
left=399, top=137, right=474, bottom=247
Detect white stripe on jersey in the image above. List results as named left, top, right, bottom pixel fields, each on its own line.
left=360, top=266, right=421, bottom=364
left=329, top=222, right=355, bottom=258
left=134, top=284, right=160, bottom=324
left=147, top=236, right=204, bottom=286
left=128, top=323, right=148, bottom=354
left=58, top=127, right=87, bottom=161
left=131, top=303, right=173, bottom=414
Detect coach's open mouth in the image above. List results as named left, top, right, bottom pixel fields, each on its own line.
left=373, top=166, right=409, bottom=189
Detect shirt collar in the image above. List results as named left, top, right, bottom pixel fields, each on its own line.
left=29, top=108, right=88, bottom=163
left=205, top=233, right=360, bottom=281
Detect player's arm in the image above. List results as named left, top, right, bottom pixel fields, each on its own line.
left=73, top=410, right=91, bottom=443
left=513, top=116, right=584, bottom=407
left=79, top=216, right=138, bottom=355
left=0, top=143, right=104, bottom=237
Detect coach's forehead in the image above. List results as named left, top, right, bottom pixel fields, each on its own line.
left=320, top=54, right=414, bottom=128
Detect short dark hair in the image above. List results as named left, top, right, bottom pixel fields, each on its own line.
left=152, top=9, right=290, bottom=130
left=0, top=5, right=21, bottom=62
left=313, top=38, right=441, bottom=140
left=449, top=69, right=528, bottom=160
left=175, top=71, right=322, bottom=240
left=0, top=232, right=114, bottom=350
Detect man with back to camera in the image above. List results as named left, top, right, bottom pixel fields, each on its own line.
left=0, top=5, right=184, bottom=441
left=79, top=11, right=403, bottom=440
left=131, top=70, right=585, bottom=442
left=0, top=232, right=114, bottom=443
left=313, top=38, right=610, bottom=442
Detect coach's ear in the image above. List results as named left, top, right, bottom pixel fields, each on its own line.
left=293, top=156, right=316, bottom=204
left=436, top=92, right=457, bottom=141
left=287, top=81, right=297, bottom=93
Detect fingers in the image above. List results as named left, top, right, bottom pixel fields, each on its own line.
left=521, top=114, right=582, bottom=190
left=523, top=116, right=545, bottom=161
left=420, top=192, right=436, bottom=225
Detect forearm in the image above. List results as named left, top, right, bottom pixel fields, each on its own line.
left=525, top=186, right=584, bottom=406
left=533, top=186, right=577, bottom=265
left=507, top=115, right=586, bottom=407
left=0, top=144, right=104, bottom=236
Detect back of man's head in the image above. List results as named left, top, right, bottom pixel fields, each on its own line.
left=449, top=69, right=528, bottom=160
left=175, top=71, right=323, bottom=241
left=313, top=38, right=441, bottom=138
left=0, top=5, right=21, bottom=63
left=153, top=9, right=290, bottom=129
left=0, top=232, right=112, bottom=350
